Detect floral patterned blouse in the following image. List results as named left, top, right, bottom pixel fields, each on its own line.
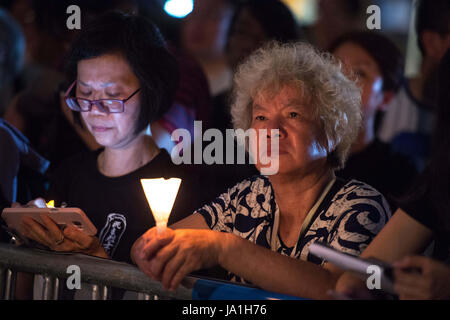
left=195, top=175, right=391, bottom=283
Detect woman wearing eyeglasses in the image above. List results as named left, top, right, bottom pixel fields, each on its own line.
left=16, top=12, right=200, bottom=264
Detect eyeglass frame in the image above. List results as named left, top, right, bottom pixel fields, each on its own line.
left=63, top=80, right=141, bottom=113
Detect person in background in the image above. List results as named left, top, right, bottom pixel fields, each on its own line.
left=336, top=49, right=450, bottom=300
left=0, top=7, right=25, bottom=115
left=213, top=0, right=300, bottom=133
left=0, top=118, right=49, bottom=206
left=330, top=31, right=417, bottom=211
left=377, top=0, right=450, bottom=171
left=150, top=46, right=213, bottom=152
left=0, top=9, right=49, bottom=265
left=180, top=0, right=235, bottom=97
left=132, top=42, right=391, bottom=300
left=304, top=0, right=363, bottom=50
left=0, top=8, right=48, bottom=216
left=139, top=0, right=214, bottom=152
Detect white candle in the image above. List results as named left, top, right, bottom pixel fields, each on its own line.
left=140, top=178, right=182, bottom=234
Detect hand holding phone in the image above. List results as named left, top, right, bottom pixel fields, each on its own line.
left=2, top=206, right=107, bottom=258
left=2, top=207, right=97, bottom=236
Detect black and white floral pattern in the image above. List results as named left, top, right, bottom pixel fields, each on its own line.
left=195, top=175, right=391, bottom=283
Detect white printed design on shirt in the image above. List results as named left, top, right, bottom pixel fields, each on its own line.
left=99, top=213, right=127, bottom=257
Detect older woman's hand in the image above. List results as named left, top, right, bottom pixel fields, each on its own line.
left=393, top=256, right=450, bottom=300
left=21, top=214, right=108, bottom=258
left=132, top=227, right=225, bottom=291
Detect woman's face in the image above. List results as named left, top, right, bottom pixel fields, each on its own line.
left=181, top=0, right=233, bottom=59
left=333, top=42, right=384, bottom=122
left=77, top=53, right=141, bottom=149
left=226, top=7, right=267, bottom=70
left=250, top=85, right=328, bottom=176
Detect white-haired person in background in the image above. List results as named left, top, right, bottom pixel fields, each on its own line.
left=131, top=42, right=391, bottom=299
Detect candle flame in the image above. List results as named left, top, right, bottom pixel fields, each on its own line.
left=46, top=200, right=55, bottom=208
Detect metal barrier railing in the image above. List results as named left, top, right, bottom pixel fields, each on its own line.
left=0, top=242, right=193, bottom=300
left=0, top=242, right=304, bottom=300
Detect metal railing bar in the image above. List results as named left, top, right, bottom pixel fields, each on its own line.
left=137, top=293, right=151, bottom=300
left=102, top=285, right=108, bottom=300
left=53, top=277, right=60, bottom=300
left=4, top=269, right=16, bottom=300
left=0, top=243, right=301, bottom=300
left=91, top=284, right=100, bottom=300
left=42, top=276, right=55, bottom=300
left=0, top=243, right=193, bottom=299
left=91, top=284, right=108, bottom=300
left=0, top=268, right=5, bottom=299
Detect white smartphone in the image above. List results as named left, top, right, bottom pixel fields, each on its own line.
left=1, top=207, right=97, bottom=237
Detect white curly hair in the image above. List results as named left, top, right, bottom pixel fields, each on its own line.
left=230, top=41, right=362, bottom=169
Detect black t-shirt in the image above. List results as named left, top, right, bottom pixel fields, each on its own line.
left=47, top=149, right=202, bottom=264
left=336, top=139, right=417, bottom=210
left=401, top=191, right=450, bottom=263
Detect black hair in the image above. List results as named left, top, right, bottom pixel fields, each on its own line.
left=65, top=11, right=179, bottom=133
left=0, top=8, right=25, bottom=85
left=228, top=0, right=299, bottom=45
left=415, top=0, right=450, bottom=55
left=328, top=31, right=404, bottom=93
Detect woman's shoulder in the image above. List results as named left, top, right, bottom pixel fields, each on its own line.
left=200, top=175, right=270, bottom=208
left=330, top=178, right=391, bottom=212
left=315, top=179, right=392, bottom=256
left=227, top=175, right=271, bottom=195
left=337, top=178, right=386, bottom=196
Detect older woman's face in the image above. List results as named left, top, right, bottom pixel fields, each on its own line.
left=251, top=85, right=328, bottom=176
left=77, top=53, right=141, bottom=149
left=333, top=42, right=384, bottom=122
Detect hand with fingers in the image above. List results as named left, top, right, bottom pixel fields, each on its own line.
left=12, top=197, right=47, bottom=209
left=131, top=227, right=224, bottom=291
left=20, top=214, right=108, bottom=258
left=393, top=256, right=450, bottom=300
left=13, top=199, right=108, bottom=258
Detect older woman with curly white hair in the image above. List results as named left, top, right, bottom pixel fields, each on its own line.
left=131, top=42, right=391, bottom=299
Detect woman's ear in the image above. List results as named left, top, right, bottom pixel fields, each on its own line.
left=378, top=91, right=395, bottom=112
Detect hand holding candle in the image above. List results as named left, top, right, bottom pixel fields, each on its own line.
left=140, top=178, right=182, bottom=234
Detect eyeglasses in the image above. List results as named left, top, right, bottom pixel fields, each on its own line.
left=64, top=81, right=140, bottom=113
